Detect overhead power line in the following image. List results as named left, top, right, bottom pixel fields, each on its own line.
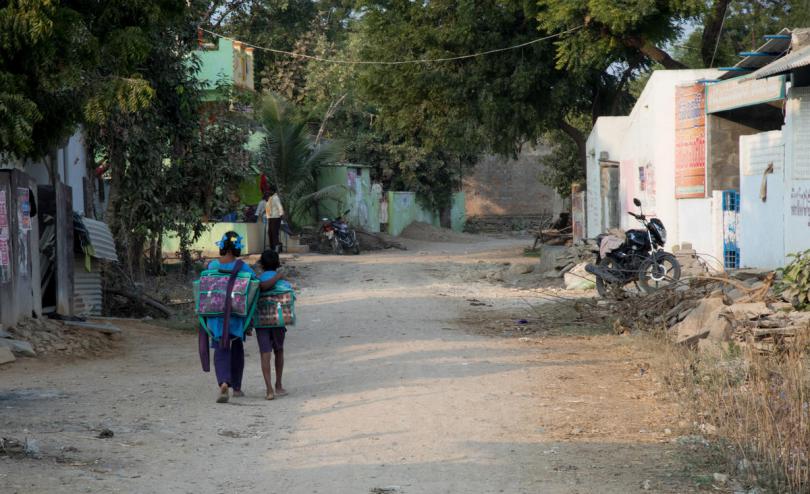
left=199, top=25, right=584, bottom=65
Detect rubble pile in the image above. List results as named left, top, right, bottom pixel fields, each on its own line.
left=0, top=318, right=118, bottom=364
left=602, top=270, right=810, bottom=354
left=539, top=243, right=595, bottom=278
left=671, top=243, right=711, bottom=278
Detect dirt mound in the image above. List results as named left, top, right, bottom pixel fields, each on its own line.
left=399, top=222, right=481, bottom=243
left=9, top=317, right=120, bottom=358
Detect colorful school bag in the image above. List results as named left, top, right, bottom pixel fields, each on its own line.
left=256, top=287, right=296, bottom=328
left=193, top=265, right=260, bottom=319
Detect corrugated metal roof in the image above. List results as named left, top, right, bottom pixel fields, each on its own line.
left=752, top=44, right=810, bottom=79
left=719, top=28, right=792, bottom=80
left=74, top=267, right=102, bottom=316
left=82, top=218, right=119, bottom=262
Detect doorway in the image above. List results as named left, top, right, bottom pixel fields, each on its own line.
left=600, top=161, right=620, bottom=232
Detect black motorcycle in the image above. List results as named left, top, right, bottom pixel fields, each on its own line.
left=319, top=210, right=361, bottom=255
left=585, top=198, right=681, bottom=297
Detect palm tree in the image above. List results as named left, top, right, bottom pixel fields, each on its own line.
left=257, top=94, right=343, bottom=228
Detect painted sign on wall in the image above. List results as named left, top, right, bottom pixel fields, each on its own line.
left=675, top=83, right=707, bottom=199
left=706, top=75, right=785, bottom=114
left=790, top=186, right=810, bottom=226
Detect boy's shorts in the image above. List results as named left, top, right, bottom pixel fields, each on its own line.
left=256, top=327, right=286, bottom=353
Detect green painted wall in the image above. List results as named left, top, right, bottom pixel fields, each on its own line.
left=236, top=131, right=267, bottom=207
left=386, top=192, right=418, bottom=236
left=451, top=191, right=466, bottom=232
left=316, top=166, right=348, bottom=220
left=162, top=222, right=265, bottom=257
left=316, top=165, right=379, bottom=232
left=195, top=39, right=233, bottom=100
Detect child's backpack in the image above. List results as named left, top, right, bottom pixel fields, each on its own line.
left=256, top=287, right=296, bottom=328
left=193, top=267, right=260, bottom=318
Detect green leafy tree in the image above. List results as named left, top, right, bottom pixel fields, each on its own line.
left=0, top=0, right=96, bottom=159
left=257, top=94, right=340, bottom=227
left=676, top=1, right=810, bottom=69
left=536, top=0, right=703, bottom=71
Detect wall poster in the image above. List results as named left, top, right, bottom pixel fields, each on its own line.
left=0, top=189, right=7, bottom=234
left=675, top=83, right=706, bottom=198
left=17, top=187, right=31, bottom=231
left=0, top=238, right=9, bottom=283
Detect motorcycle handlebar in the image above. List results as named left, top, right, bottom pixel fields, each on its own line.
left=628, top=211, right=646, bottom=220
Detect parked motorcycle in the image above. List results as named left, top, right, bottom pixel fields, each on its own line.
left=319, top=210, right=361, bottom=255
left=585, top=198, right=681, bottom=297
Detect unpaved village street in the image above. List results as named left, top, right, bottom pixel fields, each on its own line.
left=1, top=237, right=713, bottom=493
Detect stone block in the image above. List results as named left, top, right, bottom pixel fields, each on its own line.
left=564, top=262, right=596, bottom=290
left=0, top=338, right=36, bottom=357
left=0, top=347, right=15, bottom=365
left=674, top=297, right=726, bottom=345
left=508, top=263, right=535, bottom=276
left=724, top=302, right=771, bottom=320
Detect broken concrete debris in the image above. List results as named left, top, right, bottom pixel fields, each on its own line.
left=0, top=337, right=36, bottom=357
left=0, top=347, right=16, bottom=365
left=564, top=262, right=596, bottom=291
left=601, top=269, right=810, bottom=353
left=0, top=317, right=120, bottom=360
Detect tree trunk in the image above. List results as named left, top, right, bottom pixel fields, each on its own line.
left=701, top=0, right=731, bottom=67
left=558, top=119, right=587, bottom=178
left=623, top=35, right=687, bottom=70
left=106, top=141, right=126, bottom=238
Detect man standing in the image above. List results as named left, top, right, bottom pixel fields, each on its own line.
left=265, top=185, right=284, bottom=252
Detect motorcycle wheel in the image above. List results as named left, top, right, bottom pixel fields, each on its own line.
left=637, top=252, right=681, bottom=293
left=595, top=257, right=631, bottom=299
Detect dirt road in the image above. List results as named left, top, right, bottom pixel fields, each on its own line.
left=1, top=237, right=712, bottom=493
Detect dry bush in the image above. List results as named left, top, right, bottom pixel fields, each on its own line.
left=663, top=336, right=810, bottom=493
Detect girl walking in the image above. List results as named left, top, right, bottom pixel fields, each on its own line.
left=202, top=232, right=256, bottom=403
left=255, top=250, right=292, bottom=400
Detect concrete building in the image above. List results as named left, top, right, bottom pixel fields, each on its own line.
left=586, top=69, right=723, bottom=264
left=195, top=37, right=255, bottom=97
left=586, top=27, right=810, bottom=270
left=0, top=127, right=116, bottom=327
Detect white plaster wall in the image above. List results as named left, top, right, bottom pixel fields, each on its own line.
left=784, top=86, right=810, bottom=260
left=677, top=198, right=715, bottom=255
left=738, top=131, right=785, bottom=269
left=611, top=69, right=719, bottom=250
left=3, top=128, right=88, bottom=214
left=58, top=131, right=88, bottom=215
left=709, top=190, right=726, bottom=272
left=585, top=117, right=629, bottom=237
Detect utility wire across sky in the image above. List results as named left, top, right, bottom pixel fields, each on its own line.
left=199, top=25, right=584, bottom=65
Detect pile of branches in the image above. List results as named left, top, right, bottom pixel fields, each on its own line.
left=102, top=262, right=171, bottom=319
left=605, top=278, right=721, bottom=334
